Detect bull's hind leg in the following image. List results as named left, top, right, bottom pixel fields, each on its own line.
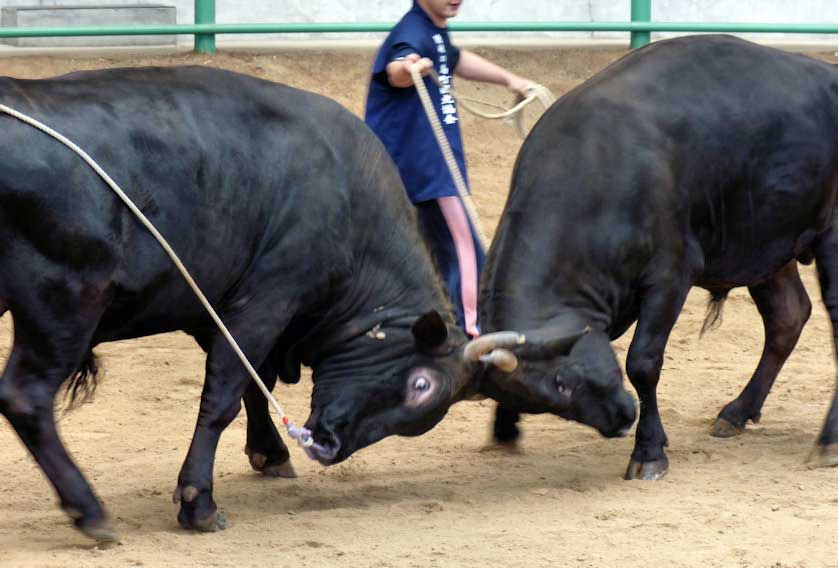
left=712, top=262, right=811, bottom=437
left=242, top=366, right=295, bottom=478
left=0, top=286, right=113, bottom=541
left=625, top=277, right=690, bottom=481
left=809, top=227, right=838, bottom=467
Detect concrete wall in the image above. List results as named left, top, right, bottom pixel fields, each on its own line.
left=0, top=4, right=176, bottom=46
left=1, top=0, right=838, bottom=47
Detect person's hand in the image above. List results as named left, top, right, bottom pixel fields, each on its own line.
left=386, top=53, right=434, bottom=88
left=403, top=53, right=434, bottom=77
left=507, top=75, right=538, bottom=99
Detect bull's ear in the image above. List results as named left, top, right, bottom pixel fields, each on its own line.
left=412, top=311, right=449, bottom=353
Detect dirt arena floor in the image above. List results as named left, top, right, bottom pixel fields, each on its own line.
left=2, top=45, right=838, bottom=568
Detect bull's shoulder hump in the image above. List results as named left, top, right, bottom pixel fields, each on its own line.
left=574, top=35, right=833, bottom=90
left=0, top=65, right=335, bottom=108
left=542, top=34, right=838, bottom=128
left=0, top=65, right=369, bottom=139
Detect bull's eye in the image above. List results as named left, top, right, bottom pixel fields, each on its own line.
left=413, top=376, right=431, bottom=391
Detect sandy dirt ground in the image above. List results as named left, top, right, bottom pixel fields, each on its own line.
left=1, top=46, right=838, bottom=568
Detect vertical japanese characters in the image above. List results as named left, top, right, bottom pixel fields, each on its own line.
left=433, top=33, right=459, bottom=126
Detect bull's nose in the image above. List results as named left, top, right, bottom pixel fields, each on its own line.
left=307, top=432, right=341, bottom=465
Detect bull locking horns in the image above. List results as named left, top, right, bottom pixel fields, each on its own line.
left=464, top=326, right=592, bottom=372
left=463, top=332, right=527, bottom=373
left=479, top=348, right=519, bottom=372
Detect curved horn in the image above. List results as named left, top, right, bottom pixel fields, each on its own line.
left=479, top=348, right=519, bottom=372
left=463, top=331, right=526, bottom=362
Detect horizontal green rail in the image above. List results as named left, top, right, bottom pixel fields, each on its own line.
left=2, top=21, right=838, bottom=39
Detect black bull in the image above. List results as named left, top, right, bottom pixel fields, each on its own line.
left=0, top=66, right=635, bottom=541
left=0, top=66, right=475, bottom=538
left=481, top=35, right=838, bottom=479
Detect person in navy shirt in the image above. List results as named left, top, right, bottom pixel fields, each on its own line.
left=365, top=0, right=535, bottom=339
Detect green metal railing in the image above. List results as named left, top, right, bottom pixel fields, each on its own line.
left=193, top=0, right=215, bottom=54
left=0, top=0, right=836, bottom=54
left=631, top=0, right=651, bottom=49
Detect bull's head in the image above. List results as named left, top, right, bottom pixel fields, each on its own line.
left=303, top=310, right=472, bottom=465
left=470, top=324, right=637, bottom=438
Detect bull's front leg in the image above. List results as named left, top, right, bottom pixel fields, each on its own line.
left=624, top=280, right=690, bottom=481
left=174, top=324, right=279, bottom=532
left=242, top=368, right=296, bottom=478
left=479, top=404, right=522, bottom=454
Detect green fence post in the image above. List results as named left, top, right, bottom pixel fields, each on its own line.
left=194, top=0, right=215, bottom=53
left=630, top=0, right=651, bottom=48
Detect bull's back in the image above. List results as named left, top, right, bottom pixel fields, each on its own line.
left=0, top=66, right=361, bottom=218
left=513, top=35, right=838, bottom=286
left=0, top=66, right=387, bottom=336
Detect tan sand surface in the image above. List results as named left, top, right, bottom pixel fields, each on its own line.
left=1, top=46, right=837, bottom=567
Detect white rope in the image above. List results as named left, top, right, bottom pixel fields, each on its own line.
left=453, top=88, right=555, bottom=120
left=409, top=65, right=556, bottom=252
left=410, top=65, right=489, bottom=251
left=428, top=68, right=556, bottom=139
left=0, top=103, right=314, bottom=450
left=0, top=70, right=555, bottom=455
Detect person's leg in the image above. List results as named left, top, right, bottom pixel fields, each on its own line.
left=437, top=196, right=482, bottom=337
left=415, top=197, right=483, bottom=337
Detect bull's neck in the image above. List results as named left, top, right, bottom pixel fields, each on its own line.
left=339, top=244, right=447, bottom=331
left=483, top=254, right=630, bottom=338
left=299, top=140, right=458, bottom=373
left=332, top=141, right=451, bottom=336
left=302, top=225, right=451, bottom=368
left=487, top=285, right=613, bottom=333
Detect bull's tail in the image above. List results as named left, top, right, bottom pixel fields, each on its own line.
left=62, top=350, right=100, bottom=411
left=700, top=289, right=730, bottom=337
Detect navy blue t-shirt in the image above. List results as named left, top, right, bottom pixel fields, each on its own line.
left=365, top=2, right=467, bottom=204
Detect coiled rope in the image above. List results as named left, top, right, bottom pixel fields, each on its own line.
left=432, top=68, right=556, bottom=138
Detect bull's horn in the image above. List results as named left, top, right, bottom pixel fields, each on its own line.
left=479, top=348, right=519, bottom=372
left=463, top=331, right=526, bottom=362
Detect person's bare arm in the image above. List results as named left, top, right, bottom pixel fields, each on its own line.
left=386, top=53, right=434, bottom=88
left=455, top=49, right=536, bottom=97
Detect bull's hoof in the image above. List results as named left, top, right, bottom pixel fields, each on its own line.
left=194, top=511, right=229, bottom=532
left=479, top=440, right=522, bottom=455
left=174, top=484, right=228, bottom=533
left=178, top=509, right=229, bottom=533
left=807, top=444, right=838, bottom=469
left=624, top=456, right=669, bottom=480
left=261, top=459, right=297, bottom=478
left=711, top=417, right=745, bottom=438
left=79, top=520, right=120, bottom=545
left=245, top=446, right=297, bottom=478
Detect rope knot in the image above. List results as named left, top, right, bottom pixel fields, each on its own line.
left=285, top=422, right=314, bottom=449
